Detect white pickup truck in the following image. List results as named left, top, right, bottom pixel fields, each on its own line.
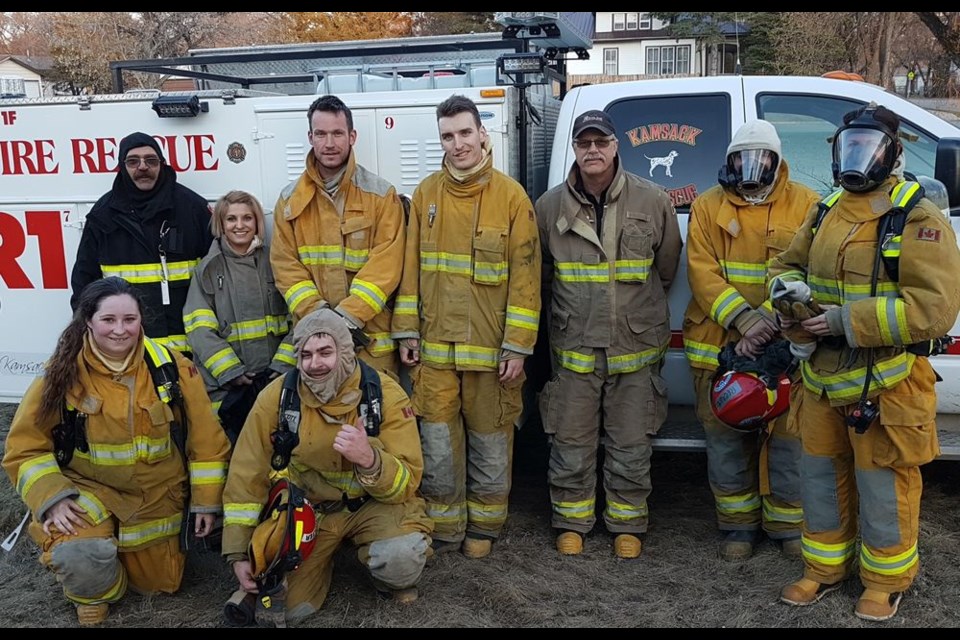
left=549, top=75, right=960, bottom=459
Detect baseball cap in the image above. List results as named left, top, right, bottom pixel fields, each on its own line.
left=572, top=110, right=616, bottom=139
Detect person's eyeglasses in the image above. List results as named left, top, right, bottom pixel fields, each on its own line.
left=573, top=137, right=615, bottom=150
left=124, top=156, right=161, bottom=169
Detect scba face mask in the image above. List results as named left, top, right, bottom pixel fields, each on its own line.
left=726, top=148, right=779, bottom=199
left=833, top=128, right=896, bottom=192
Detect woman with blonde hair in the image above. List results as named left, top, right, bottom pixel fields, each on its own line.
left=2, top=276, right=231, bottom=625
left=184, top=190, right=296, bottom=445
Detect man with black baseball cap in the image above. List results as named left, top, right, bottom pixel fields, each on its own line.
left=534, top=108, right=682, bottom=559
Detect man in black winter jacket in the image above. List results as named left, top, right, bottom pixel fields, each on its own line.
left=70, top=131, right=213, bottom=355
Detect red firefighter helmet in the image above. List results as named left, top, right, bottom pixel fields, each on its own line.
left=710, top=370, right=791, bottom=432
left=248, top=479, right=317, bottom=583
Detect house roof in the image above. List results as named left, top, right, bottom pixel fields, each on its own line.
left=0, top=55, right=54, bottom=75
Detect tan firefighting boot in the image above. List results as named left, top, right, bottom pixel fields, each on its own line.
left=613, top=534, right=642, bottom=559
left=556, top=531, right=583, bottom=555
left=76, top=603, right=109, bottom=625
left=855, top=589, right=903, bottom=622
left=780, top=578, right=842, bottom=606
left=462, top=535, right=492, bottom=559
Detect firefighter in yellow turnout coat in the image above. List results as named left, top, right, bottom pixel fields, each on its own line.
left=2, top=277, right=231, bottom=626
left=770, top=105, right=960, bottom=621
left=391, top=95, right=541, bottom=559
left=270, top=95, right=405, bottom=374
left=684, top=120, right=820, bottom=561
left=222, top=309, right=432, bottom=623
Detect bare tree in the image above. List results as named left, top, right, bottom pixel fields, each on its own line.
left=0, top=12, right=53, bottom=56
left=275, top=12, right=414, bottom=43
left=913, top=12, right=960, bottom=96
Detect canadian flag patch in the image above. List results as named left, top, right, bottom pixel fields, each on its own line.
left=402, top=407, right=415, bottom=419
left=917, top=227, right=942, bottom=243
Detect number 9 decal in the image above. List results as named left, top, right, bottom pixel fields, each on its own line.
left=384, top=117, right=394, bottom=130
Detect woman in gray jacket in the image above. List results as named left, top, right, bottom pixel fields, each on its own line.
left=184, top=190, right=296, bottom=445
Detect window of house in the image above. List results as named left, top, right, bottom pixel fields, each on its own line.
left=613, top=13, right=625, bottom=31
left=604, top=48, right=619, bottom=76
left=646, top=45, right=692, bottom=76
left=719, top=43, right=739, bottom=75
left=639, top=13, right=652, bottom=29
left=626, top=13, right=639, bottom=30
left=645, top=47, right=660, bottom=75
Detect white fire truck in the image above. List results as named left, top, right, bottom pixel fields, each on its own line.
left=3, top=16, right=960, bottom=457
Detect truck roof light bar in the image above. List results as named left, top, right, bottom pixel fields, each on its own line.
left=151, top=94, right=209, bottom=118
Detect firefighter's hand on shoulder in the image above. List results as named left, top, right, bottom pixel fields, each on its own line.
left=333, top=418, right=376, bottom=468
left=800, top=304, right=842, bottom=337
left=399, top=338, right=420, bottom=366
left=232, top=558, right=258, bottom=593
left=42, top=497, right=88, bottom=537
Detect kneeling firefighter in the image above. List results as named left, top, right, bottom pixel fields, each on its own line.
left=221, top=308, right=433, bottom=626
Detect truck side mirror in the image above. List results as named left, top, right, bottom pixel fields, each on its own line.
left=934, top=137, right=960, bottom=216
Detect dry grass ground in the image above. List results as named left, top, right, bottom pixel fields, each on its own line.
left=2, top=402, right=959, bottom=628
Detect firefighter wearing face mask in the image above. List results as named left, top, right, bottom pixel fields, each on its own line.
left=769, top=104, right=960, bottom=621
left=684, top=119, right=820, bottom=562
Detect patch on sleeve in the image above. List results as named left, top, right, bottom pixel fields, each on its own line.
left=188, top=365, right=199, bottom=377
left=402, top=406, right=415, bottom=419
left=917, top=227, right=942, bottom=243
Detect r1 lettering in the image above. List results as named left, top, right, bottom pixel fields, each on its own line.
left=0, top=210, right=68, bottom=289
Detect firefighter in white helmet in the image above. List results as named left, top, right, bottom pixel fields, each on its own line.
left=684, top=119, right=820, bottom=561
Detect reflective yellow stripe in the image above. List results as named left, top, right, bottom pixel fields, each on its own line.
left=719, top=259, right=767, bottom=285
left=505, top=305, right=539, bottom=331
left=151, top=334, right=188, bottom=354
left=204, top=346, right=242, bottom=378
left=297, top=244, right=342, bottom=266
left=273, top=343, right=297, bottom=366
left=366, top=332, right=397, bottom=356
left=876, top=298, right=911, bottom=346
left=183, top=308, right=218, bottom=333
left=801, top=352, right=914, bottom=402
left=553, top=347, right=595, bottom=373
left=380, top=463, right=411, bottom=501
left=607, top=345, right=666, bottom=375
left=711, top=287, right=750, bottom=327
left=224, top=502, right=262, bottom=527
left=344, top=247, right=369, bottom=271
left=349, top=278, right=387, bottom=314
left=860, top=542, right=918, bottom=576
left=284, top=280, right=320, bottom=313
left=614, top=258, right=651, bottom=282
left=466, top=500, right=507, bottom=523
left=473, top=260, right=508, bottom=284
left=420, top=251, right=472, bottom=275
left=552, top=497, right=595, bottom=520
left=801, top=535, right=857, bottom=566
left=16, top=453, right=61, bottom=498
left=394, top=295, right=418, bottom=316
left=762, top=497, right=803, bottom=525
left=556, top=261, right=609, bottom=283
left=716, top=492, right=761, bottom=515
left=683, top=338, right=720, bottom=368
left=101, top=259, right=199, bottom=283
left=117, top=513, right=181, bottom=549
left=426, top=502, right=465, bottom=524
left=605, top=499, right=647, bottom=521
left=190, top=460, right=227, bottom=486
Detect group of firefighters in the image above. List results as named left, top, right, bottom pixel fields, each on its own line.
left=3, top=90, right=959, bottom=626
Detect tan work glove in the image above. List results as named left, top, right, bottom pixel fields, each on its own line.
left=770, top=279, right=824, bottom=360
